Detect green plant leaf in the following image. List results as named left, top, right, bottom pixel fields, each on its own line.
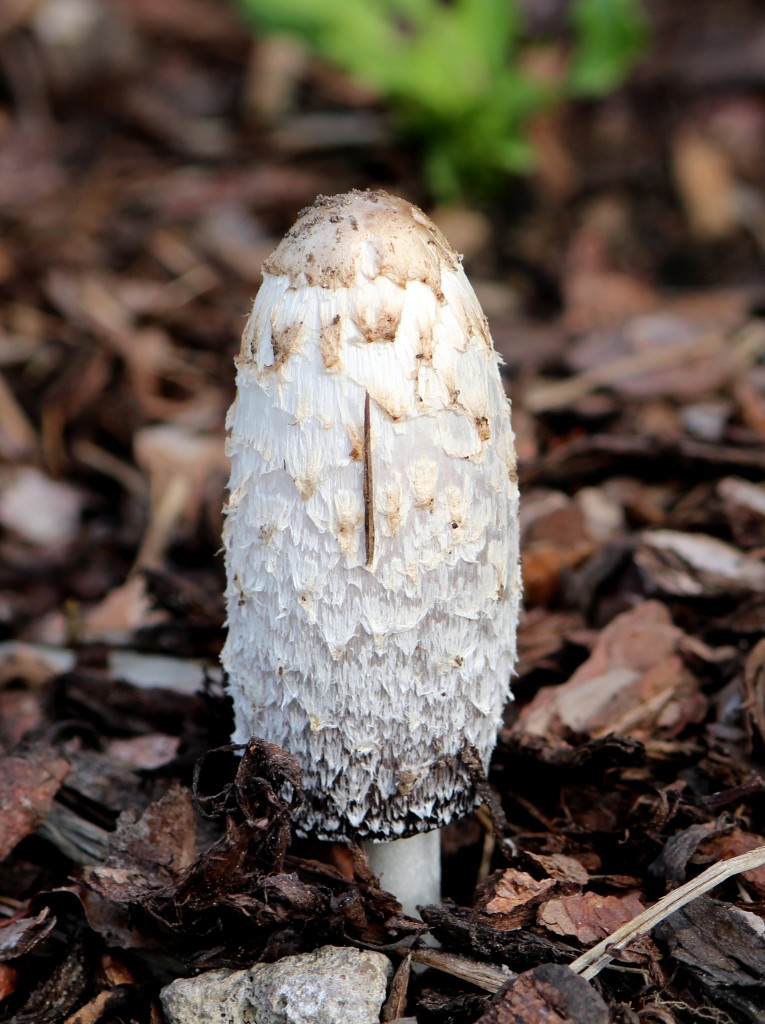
left=233, top=0, right=649, bottom=201
left=569, top=0, right=649, bottom=97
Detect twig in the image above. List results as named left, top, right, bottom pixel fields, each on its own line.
left=461, top=745, right=517, bottom=859
left=410, top=947, right=514, bottom=993
left=363, top=390, right=375, bottom=568
left=0, top=371, right=39, bottom=460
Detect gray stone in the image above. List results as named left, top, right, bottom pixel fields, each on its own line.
left=160, top=945, right=392, bottom=1024
left=161, top=968, right=245, bottom=1024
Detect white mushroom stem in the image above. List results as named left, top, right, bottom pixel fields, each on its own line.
left=363, top=832, right=441, bottom=919
left=222, top=190, right=521, bottom=912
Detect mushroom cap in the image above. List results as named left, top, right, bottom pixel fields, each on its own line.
left=223, top=190, right=520, bottom=840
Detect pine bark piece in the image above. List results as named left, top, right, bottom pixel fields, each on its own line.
left=538, top=892, right=646, bottom=944
left=222, top=190, right=520, bottom=840
left=0, top=747, right=70, bottom=861
left=656, top=896, right=765, bottom=1020
left=476, top=963, right=609, bottom=1024
left=474, top=869, right=557, bottom=931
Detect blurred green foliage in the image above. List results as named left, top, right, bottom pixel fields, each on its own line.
left=235, top=0, right=648, bottom=202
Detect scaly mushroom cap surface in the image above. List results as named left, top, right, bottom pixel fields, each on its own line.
left=222, top=190, right=520, bottom=840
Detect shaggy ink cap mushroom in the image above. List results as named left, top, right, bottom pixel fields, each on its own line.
left=222, top=190, right=521, bottom=843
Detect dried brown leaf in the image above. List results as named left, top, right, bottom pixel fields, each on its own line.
left=672, top=127, right=739, bottom=239
left=564, top=272, right=656, bottom=335
left=0, top=467, right=83, bottom=547
left=83, top=785, right=197, bottom=905
left=521, top=544, right=567, bottom=608
left=719, top=477, right=765, bottom=549
left=8, top=933, right=91, bottom=1024
left=105, top=733, right=180, bottom=771
left=38, top=576, right=161, bottom=646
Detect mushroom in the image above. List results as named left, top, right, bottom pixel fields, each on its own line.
left=222, top=190, right=520, bottom=915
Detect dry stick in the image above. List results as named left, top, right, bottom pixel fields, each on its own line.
left=363, top=389, right=375, bottom=568
left=569, top=843, right=765, bottom=981
left=410, top=948, right=514, bottom=993
left=132, top=471, right=191, bottom=570
left=381, top=955, right=412, bottom=1022
left=0, top=371, right=39, bottom=460
left=462, top=746, right=517, bottom=860
left=526, top=321, right=765, bottom=414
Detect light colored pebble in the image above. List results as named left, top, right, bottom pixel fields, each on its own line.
left=160, top=945, right=392, bottom=1024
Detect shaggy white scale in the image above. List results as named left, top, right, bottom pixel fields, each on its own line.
left=222, top=191, right=520, bottom=848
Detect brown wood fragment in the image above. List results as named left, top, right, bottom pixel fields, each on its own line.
left=0, top=964, right=17, bottom=1001
left=655, top=896, right=765, bottom=1019
left=743, top=637, right=765, bottom=749
left=382, top=953, right=411, bottom=1021
left=0, top=371, right=39, bottom=461
left=411, top=948, right=513, bottom=993
left=571, top=844, right=765, bottom=979
left=63, top=990, right=114, bottom=1024
left=420, top=903, right=577, bottom=974
left=474, top=869, right=557, bottom=930
left=0, top=748, right=71, bottom=860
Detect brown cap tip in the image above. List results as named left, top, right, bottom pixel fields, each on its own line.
left=262, top=189, right=460, bottom=290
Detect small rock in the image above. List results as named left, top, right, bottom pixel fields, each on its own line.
left=161, top=968, right=243, bottom=1024
left=160, top=945, right=392, bottom=1024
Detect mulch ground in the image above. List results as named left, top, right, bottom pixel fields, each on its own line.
left=3, top=1, right=765, bottom=1021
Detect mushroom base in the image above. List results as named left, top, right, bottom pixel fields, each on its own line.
left=363, top=830, right=441, bottom=917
